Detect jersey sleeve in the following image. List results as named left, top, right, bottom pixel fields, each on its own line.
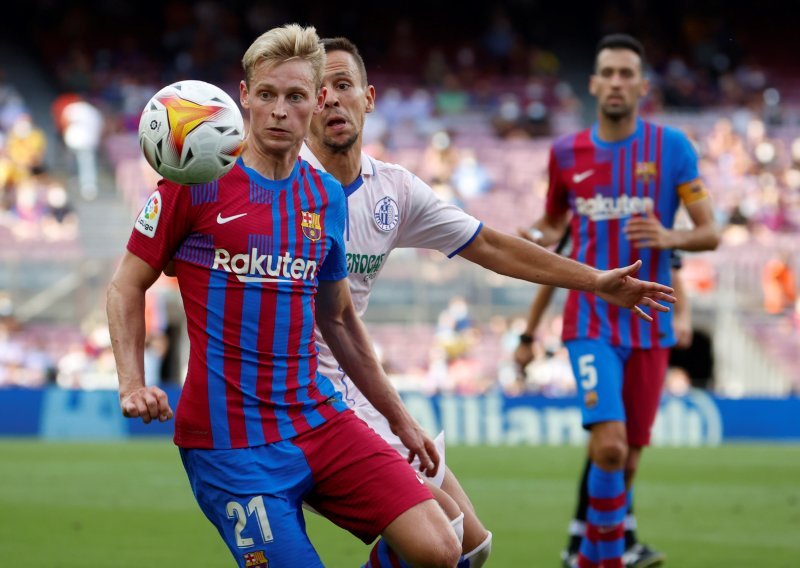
left=395, top=173, right=482, bottom=258
left=126, top=180, right=192, bottom=272
left=545, top=147, right=570, bottom=218
left=317, top=178, right=348, bottom=281
left=671, top=130, right=709, bottom=205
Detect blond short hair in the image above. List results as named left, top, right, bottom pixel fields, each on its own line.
left=242, top=24, right=325, bottom=88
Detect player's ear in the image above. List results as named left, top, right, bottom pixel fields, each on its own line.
left=589, top=75, right=598, bottom=97
left=239, top=80, right=250, bottom=109
left=315, top=86, right=327, bottom=114
left=639, top=77, right=651, bottom=98
left=365, top=85, right=376, bottom=114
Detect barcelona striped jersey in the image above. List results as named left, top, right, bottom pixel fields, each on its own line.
left=127, top=157, right=350, bottom=449
left=545, top=119, right=707, bottom=349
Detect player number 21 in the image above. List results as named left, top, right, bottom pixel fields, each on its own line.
left=226, top=496, right=274, bottom=548
left=578, top=354, right=598, bottom=390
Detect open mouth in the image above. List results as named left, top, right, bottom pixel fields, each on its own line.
left=326, top=116, right=347, bottom=129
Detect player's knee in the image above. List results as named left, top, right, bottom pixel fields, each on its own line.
left=461, top=531, right=492, bottom=567
left=424, top=522, right=463, bottom=568
left=387, top=503, right=462, bottom=568
left=406, top=533, right=461, bottom=568
left=594, top=438, right=628, bottom=470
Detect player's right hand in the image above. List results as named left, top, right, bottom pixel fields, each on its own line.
left=513, top=342, right=535, bottom=373
left=120, top=386, right=174, bottom=424
left=391, top=416, right=441, bottom=478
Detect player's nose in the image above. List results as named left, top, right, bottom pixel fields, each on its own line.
left=272, top=98, right=288, bottom=119
left=324, top=89, right=340, bottom=107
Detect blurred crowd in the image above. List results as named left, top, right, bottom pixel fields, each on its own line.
left=0, top=75, right=78, bottom=245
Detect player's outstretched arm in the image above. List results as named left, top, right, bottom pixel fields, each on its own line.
left=459, top=226, right=675, bottom=321
left=315, top=278, right=440, bottom=477
left=107, top=252, right=174, bottom=424
left=594, top=260, right=676, bottom=322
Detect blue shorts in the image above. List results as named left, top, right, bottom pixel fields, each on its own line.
left=565, top=338, right=669, bottom=445
left=179, top=410, right=433, bottom=567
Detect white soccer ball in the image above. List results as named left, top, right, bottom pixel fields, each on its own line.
left=138, top=80, right=244, bottom=185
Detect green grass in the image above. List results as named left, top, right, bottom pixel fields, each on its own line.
left=1, top=441, right=798, bottom=567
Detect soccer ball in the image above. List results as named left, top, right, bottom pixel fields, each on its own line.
left=138, top=80, right=244, bottom=185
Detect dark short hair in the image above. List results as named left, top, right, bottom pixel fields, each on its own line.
left=595, top=33, right=646, bottom=67
left=320, top=37, right=368, bottom=86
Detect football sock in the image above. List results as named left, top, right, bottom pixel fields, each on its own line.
left=362, top=538, right=409, bottom=568
left=567, top=457, right=592, bottom=554
left=578, top=462, right=626, bottom=568
left=458, top=531, right=492, bottom=567
left=624, top=489, right=637, bottom=549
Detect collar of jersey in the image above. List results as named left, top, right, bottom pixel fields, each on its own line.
left=300, top=144, right=376, bottom=178
left=342, top=175, right=364, bottom=197
left=590, top=118, right=644, bottom=148
left=236, top=157, right=299, bottom=189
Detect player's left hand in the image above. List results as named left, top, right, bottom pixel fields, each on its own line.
left=624, top=208, right=673, bottom=249
left=391, top=414, right=441, bottom=478
left=595, top=260, right=676, bottom=322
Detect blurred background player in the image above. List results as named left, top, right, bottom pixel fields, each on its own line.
left=514, top=246, right=691, bottom=567
left=519, top=33, right=719, bottom=568
left=302, top=35, right=677, bottom=568
left=107, top=24, right=462, bottom=568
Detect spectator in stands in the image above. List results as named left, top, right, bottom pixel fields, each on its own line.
left=451, top=149, right=492, bottom=199
left=57, top=96, right=104, bottom=200
left=5, top=114, right=46, bottom=176
left=41, top=179, right=78, bottom=241
left=435, top=296, right=477, bottom=365
left=419, top=130, right=461, bottom=186
left=762, top=251, right=796, bottom=315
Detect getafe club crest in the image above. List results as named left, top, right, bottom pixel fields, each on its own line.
left=373, top=196, right=399, bottom=231
left=301, top=210, right=322, bottom=241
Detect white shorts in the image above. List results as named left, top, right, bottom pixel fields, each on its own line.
left=340, top=376, right=447, bottom=488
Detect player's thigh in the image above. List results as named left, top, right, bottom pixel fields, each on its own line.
left=180, top=445, right=323, bottom=568
left=295, top=411, right=434, bottom=544
left=354, top=400, right=447, bottom=487
left=622, top=348, right=670, bottom=447
left=566, top=339, right=626, bottom=427
left=381, top=498, right=460, bottom=566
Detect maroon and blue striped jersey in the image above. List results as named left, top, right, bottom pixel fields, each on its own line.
left=127, top=157, right=350, bottom=449
left=546, top=119, right=707, bottom=349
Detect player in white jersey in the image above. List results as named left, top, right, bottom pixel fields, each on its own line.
left=304, top=37, right=676, bottom=568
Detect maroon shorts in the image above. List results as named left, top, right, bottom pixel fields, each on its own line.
left=622, top=348, right=670, bottom=447
left=296, top=410, right=434, bottom=543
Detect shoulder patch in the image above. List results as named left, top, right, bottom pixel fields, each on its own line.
left=373, top=196, right=399, bottom=231
left=135, top=190, right=162, bottom=238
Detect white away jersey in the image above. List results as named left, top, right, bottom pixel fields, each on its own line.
left=300, top=145, right=482, bottom=389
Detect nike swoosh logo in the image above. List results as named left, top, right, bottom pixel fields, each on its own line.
left=572, top=170, right=594, bottom=184
left=217, top=212, right=247, bottom=224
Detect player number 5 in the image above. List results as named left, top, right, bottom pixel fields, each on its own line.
left=578, top=354, right=598, bottom=390
left=226, top=496, right=274, bottom=548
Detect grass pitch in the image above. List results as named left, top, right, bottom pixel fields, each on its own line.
left=0, top=441, right=797, bottom=567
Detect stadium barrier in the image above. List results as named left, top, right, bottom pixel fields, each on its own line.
left=1, top=387, right=798, bottom=444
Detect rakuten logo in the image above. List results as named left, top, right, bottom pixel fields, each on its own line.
left=575, top=194, right=654, bottom=221
left=213, top=248, right=318, bottom=283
